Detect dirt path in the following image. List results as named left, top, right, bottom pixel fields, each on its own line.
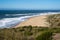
left=53, top=33, right=60, bottom=40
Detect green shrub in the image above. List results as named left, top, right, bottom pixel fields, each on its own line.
left=24, top=31, right=33, bottom=36
left=36, top=31, right=53, bottom=40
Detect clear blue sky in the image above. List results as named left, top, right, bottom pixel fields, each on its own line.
left=0, top=0, right=60, bottom=10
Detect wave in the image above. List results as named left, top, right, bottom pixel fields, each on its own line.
left=0, top=15, right=33, bottom=28
left=39, top=12, right=60, bottom=15
left=0, top=12, right=60, bottom=28
left=5, top=13, right=36, bottom=16
left=5, top=14, right=29, bottom=16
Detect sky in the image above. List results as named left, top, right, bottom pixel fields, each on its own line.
left=0, top=0, right=60, bottom=10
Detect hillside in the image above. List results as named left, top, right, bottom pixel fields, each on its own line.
left=0, top=14, right=60, bottom=40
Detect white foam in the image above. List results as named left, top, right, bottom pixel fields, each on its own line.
left=5, top=14, right=31, bottom=16
left=0, top=15, right=33, bottom=28
left=39, top=12, right=60, bottom=15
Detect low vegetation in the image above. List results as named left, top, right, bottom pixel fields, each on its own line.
left=0, top=26, right=52, bottom=40
left=47, top=14, right=60, bottom=28
left=0, top=26, right=60, bottom=40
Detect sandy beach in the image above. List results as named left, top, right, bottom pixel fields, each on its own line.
left=15, top=15, right=49, bottom=27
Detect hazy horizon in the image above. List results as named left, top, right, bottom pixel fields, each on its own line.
left=0, top=0, right=60, bottom=10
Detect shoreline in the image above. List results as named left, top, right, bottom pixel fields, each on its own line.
left=15, top=15, right=49, bottom=28
left=0, top=12, right=60, bottom=28
left=13, top=12, right=60, bottom=28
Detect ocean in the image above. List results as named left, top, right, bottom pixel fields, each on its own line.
left=0, top=10, right=60, bottom=28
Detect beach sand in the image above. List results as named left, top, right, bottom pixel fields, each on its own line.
left=15, top=15, right=49, bottom=27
